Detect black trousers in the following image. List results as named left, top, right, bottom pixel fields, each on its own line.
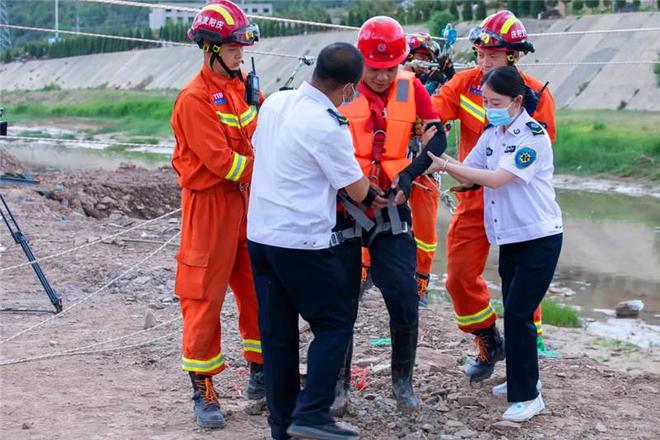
left=248, top=241, right=355, bottom=440
left=338, top=205, right=419, bottom=330
left=499, top=233, right=562, bottom=402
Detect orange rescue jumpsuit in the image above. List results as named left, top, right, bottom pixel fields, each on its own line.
left=432, top=67, right=556, bottom=335
left=171, top=64, right=262, bottom=375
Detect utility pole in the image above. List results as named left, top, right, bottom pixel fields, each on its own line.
left=0, top=0, right=11, bottom=51
left=55, top=0, right=59, bottom=41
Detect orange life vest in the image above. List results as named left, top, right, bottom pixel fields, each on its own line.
left=340, top=70, right=417, bottom=186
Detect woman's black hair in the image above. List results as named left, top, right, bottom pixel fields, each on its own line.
left=481, top=66, right=525, bottom=100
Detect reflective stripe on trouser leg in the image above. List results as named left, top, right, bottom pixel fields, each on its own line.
left=445, top=203, right=496, bottom=333
left=180, top=293, right=227, bottom=375
left=410, top=182, right=440, bottom=276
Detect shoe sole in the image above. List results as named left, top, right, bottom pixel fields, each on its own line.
left=196, top=418, right=225, bottom=429
left=502, top=400, right=545, bottom=422
left=286, top=427, right=358, bottom=440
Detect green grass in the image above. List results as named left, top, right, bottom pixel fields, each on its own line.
left=4, top=91, right=660, bottom=181
left=5, top=90, right=176, bottom=137
left=553, top=110, right=660, bottom=181
left=492, top=298, right=581, bottom=328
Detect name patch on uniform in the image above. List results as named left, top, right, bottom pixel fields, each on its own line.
left=515, top=147, right=537, bottom=169
left=526, top=121, right=544, bottom=136
left=486, top=147, right=493, bottom=156
left=504, top=145, right=516, bottom=153
left=212, top=92, right=226, bottom=105
left=469, top=85, right=482, bottom=96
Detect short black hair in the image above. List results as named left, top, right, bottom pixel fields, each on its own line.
left=482, top=66, right=525, bottom=99
left=312, top=42, right=364, bottom=89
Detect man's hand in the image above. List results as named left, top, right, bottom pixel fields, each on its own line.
left=363, top=184, right=388, bottom=209
left=391, top=172, right=413, bottom=205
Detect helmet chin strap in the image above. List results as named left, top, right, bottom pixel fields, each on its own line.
left=205, top=43, right=244, bottom=81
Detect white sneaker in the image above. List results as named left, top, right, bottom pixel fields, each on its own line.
left=502, top=394, right=545, bottom=422
left=492, top=379, right=542, bottom=398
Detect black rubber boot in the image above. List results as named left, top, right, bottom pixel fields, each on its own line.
left=189, top=372, right=225, bottom=429
left=330, top=339, right=353, bottom=417
left=245, top=362, right=266, bottom=400
left=465, top=325, right=505, bottom=383
left=390, top=323, right=421, bottom=413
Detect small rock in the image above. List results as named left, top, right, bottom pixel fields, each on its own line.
left=133, top=276, right=152, bottom=285
left=439, top=435, right=460, bottom=440
left=21, top=423, right=31, bottom=430
left=143, top=311, right=157, bottom=329
left=455, top=429, right=478, bottom=438
left=168, top=217, right=179, bottom=224
left=456, top=395, right=475, bottom=406
left=148, top=302, right=165, bottom=310
left=100, top=196, right=116, bottom=206
left=615, top=300, right=644, bottom=318
left=49, top=340, right=58, bottom=346
left=595, top=423, right=607, bottom=433
left=421, top=423, right=433, bottom=432
left=445, top=420, right=464, bottom=429
left=491, top=420, right=521, bottom=433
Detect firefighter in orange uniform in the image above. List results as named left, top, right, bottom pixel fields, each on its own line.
left=170, top=0, right=263, bottom=429
left=432, top=10, right=556, bottom=382
left=404, top=32, right=456, bottom=306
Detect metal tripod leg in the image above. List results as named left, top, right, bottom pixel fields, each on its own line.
left=0, top=193, right=62, bottom=314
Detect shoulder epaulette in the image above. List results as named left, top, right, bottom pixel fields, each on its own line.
left=327, top=108, right=349, bottom=126
left=526, top=121, right=544, bottom=136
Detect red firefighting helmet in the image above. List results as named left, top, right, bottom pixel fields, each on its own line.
left=357, top=16, right=409, bottom=69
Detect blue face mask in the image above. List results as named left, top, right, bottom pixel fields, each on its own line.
left=485, top=101, right=513, bottom=127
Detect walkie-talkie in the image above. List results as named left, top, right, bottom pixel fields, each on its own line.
left=245, top=57, right=260, bottom=106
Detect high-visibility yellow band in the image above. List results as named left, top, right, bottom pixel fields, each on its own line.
left=225, top=153, right=247, bottom=181
left=415, top=237, right=437, bottom=252
left=455, top=303, right=495, bottom=326
left=217, top=111, right=240, bottom=127
left=534, top=320, right=543, bottom=335
left=181, top=353, right=225, bottom=373
left=243, top=339, right=262, bottom=354
left=216, top=106, right=257, bottom=128
left=201, top=4, right=235, bottom=25
left=500, top=16, right=520, bottom=34
left=239, top=106, right=257, bottom=126
left=460, top=94, right=486, bottom=124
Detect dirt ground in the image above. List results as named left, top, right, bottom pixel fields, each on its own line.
left=1, top=152, right=659, bottom=439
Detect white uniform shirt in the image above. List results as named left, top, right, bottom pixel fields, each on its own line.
left=463, top=110, right=563, bottom=246
left=247, top=82, right=364, bottom=250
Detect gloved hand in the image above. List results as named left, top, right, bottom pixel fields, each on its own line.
left=392, top=171, right=414, bottom=205
left=438, top=55, right=456, bottom=81
left=362, top=185, right=388, bottom=209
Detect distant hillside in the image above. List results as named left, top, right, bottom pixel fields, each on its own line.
left=1, top=12, right=658, bottom=111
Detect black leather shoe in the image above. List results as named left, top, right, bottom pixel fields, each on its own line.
left=287, top=422, right=359, bottom=440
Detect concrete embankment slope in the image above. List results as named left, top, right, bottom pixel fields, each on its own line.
left=1, top=12, right=658, bottom=110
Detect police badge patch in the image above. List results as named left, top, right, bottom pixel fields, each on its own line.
left=504, top=145, right=516, bottom=153
left=486, top=147, right=493, bottom=156
left=515, top=147, right=537, bottom=169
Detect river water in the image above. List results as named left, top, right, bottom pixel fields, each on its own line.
left=432, top=187, right=660, bottom=326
